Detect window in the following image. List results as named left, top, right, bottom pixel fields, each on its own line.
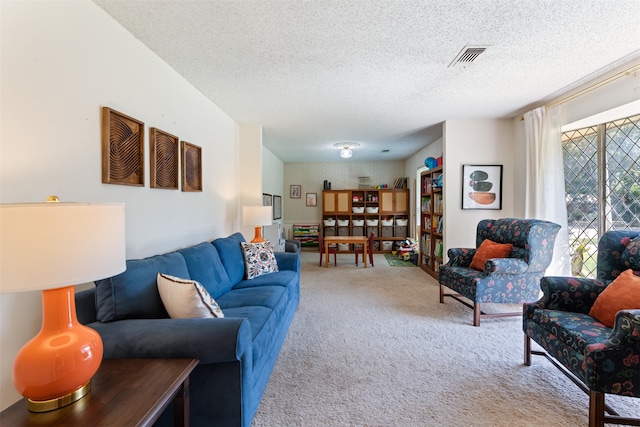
left=563, top=113, right=640, bottom=278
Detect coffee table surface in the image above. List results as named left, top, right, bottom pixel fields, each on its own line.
left=0, top=358, right=198, bottom=427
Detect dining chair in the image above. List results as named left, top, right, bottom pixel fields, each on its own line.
left=318, top=234, right=337, bottom=266
left=355, top=233, right=375, bottom=267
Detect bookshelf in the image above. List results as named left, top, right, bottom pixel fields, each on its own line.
left=322, top=188, right=409, bottom=253
left=419, top=166, right=443, bottom=278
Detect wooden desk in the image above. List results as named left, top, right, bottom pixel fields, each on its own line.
left=324, top=235, right=368, bottom=267
left=0, top=358, right=199, bottom=427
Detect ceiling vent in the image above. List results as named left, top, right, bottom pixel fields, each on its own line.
left=448, top=46, right=487, bottom=68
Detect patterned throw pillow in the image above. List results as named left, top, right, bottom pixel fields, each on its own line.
left=241, top=241, right=279, bottom=280
left=156, top=273, right=224, bottom=318
left=469, top=239, right=513, bottom=271
left=589, top=268, right=640, bottom=328
left=620, top=235, right=640, bottom=271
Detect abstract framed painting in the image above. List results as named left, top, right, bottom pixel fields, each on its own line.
left=461, top=164, right=503, bottom=210
left=101, top=107, right=144, bottom=186
left=181, top=141, right=202, bottom=192
left=149, top=127, right=179, bottom=190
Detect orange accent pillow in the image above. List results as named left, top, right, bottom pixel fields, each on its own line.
left=469, top=239, right=513, bottom=271
left=589, top=269, right=640, bottom=328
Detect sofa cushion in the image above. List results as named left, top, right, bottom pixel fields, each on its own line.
left=470, top=239, right=513, bottom=271
left=620, top=235, right=640, bottom=271
left=531, top=309, right=612, bottom=354
left=589, top=269, right=640, bottom=327
left=95, top=252, right=189, bottom=322
left=217, top=286, right=286, bottom=310
left=178, top=242, right=233, bottom=299
left=157, top=273, right=224, bottom=319
left=241, top=241, right=279, bottom=279
left=233, top=270, right=298, bottom=290
left=213, top=232, right=246, bottom=285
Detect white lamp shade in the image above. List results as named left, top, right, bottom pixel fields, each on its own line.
left=0, top=202, right=126, bottom=292
left=242, top=206, right=272, bottom=226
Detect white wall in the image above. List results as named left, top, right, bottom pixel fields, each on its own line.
left=262, top=147, right=285, bottom=248
left=443, top=119, right=516, bottom=256
left=0, top=1, right=241, bottom=410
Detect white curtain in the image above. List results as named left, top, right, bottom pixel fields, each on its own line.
left=524, top=106, right=571, bottom=276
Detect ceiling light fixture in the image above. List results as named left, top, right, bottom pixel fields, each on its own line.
left=333, top=142, right=360, bottom=159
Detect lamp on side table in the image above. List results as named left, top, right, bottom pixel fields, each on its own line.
left=242, top=205, right=272, bottom=243
left=0, top=198, right=126, bottom=412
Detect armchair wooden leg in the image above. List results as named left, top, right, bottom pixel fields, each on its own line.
left=473, top=303, right=480, bottom=327
left=589, top=390, right=605, bottom=427
left=524, top=335, right=531, bottom=366
left=439, top=284, right=444, bottom=303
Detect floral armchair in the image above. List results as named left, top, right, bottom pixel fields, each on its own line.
left=523, top=229, right=640, bottom=427
left=438, top=218, right=561, bottom=326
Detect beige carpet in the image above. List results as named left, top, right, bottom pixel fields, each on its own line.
left=252, top=251, right=640, bottom=426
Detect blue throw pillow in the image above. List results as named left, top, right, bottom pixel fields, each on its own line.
left=95, top=252, right=190, bottom=322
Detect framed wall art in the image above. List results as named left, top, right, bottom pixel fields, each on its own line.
left=149, top=127, right=179, bottom=190
left=306, top=193, right=317, bottom=207
left=461, top=164, right=503, bottom=210
left=290, top=185, right=301, bottom=198
left=181, top=141, right=202, bottom=192
left=273, top=195, right=282, bottom=220
left=101, top=107, right=144, bottom=186
left=263, top=193, right=272, bottom=207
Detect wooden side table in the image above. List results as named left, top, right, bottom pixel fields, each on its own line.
left=0, top=358, right=199, bottom=427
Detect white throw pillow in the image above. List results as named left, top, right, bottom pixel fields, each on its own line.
left=156, top=273, right=224, bottom=318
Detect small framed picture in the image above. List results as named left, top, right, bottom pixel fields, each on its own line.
left=461, top=164, right=503, bottom=210
left=273, top=195, right=282, bottom=219
left=306, top=193, right=317, bottom=207
left=262, top=193, right=272, bottom=206
left=290, top=185, right=301, bottom=198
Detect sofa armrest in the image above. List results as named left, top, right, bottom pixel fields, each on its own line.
left=88, top=317, right=252, bottom=365
left=485, top=258, right=529, bottom=274
left=445, top=248, right=474, bottom=267
left=285, top=239, right=301, bottom=253
left=524, top=276, right=608, bottom=318
left=585, top=309, right=640, bottom=393
left=275, top=251, right=300, bottom=272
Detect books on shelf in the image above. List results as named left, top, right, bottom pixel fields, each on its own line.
left=421, top=196, right=431, bottom=212
left=434, top=194, right=443, bottom=213
left=434, top=239, right=443, bottom=259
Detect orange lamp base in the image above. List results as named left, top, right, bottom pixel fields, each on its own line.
left=251, top=226, right=266, bottom=243
left=13, top=286, right=103, bottom=412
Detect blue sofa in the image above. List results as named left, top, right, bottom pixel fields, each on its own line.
left=75, top=232, right=300, bottom=427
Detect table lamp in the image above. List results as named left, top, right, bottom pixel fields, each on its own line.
left=0, top=198, right=126, bottom=412
left=242, top=205, right=272, bottom=243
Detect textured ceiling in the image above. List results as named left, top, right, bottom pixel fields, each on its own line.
left=93, top=0, right=640, bottom=162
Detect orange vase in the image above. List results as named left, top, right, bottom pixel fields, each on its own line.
left=13, top=286, right=103, bottom=411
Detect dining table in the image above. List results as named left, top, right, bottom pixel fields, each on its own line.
left=323, top=235, right=368, bottom=268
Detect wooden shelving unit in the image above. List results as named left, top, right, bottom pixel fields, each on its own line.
left=419, top=166, right=443, bottom=278
left=321, top=188, right=410, bottom=253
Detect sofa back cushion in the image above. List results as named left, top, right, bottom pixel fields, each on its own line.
left=95, top=252, right=190, bottom=322
left=597, top=230, right=640, bottom=281
left=212, top=232, right=246, bottom=285
left=178, top=242, right=233, bottom=298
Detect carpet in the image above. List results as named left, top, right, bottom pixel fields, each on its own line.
left=252, top=252, right=640, bottom=426
left=384, top=253, right=417, bottom=267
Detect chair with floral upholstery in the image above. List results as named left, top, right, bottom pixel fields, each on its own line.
left=523, top=229, right=640, bottom=427
left=438, top=218, right=561, bottom=326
